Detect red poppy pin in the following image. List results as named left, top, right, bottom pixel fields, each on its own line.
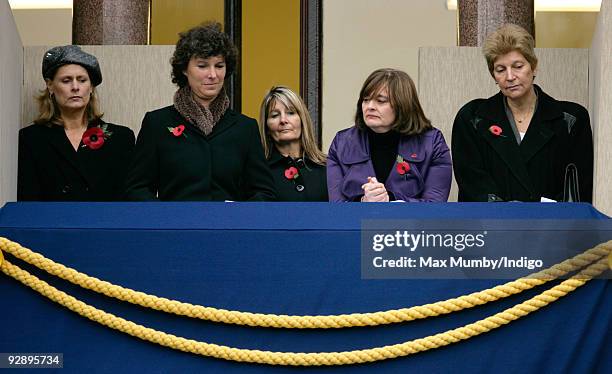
left=284, top=166, right=299, bottom=180
left=489, top=125, right=504, bottom=137
left=168, top=124, right=188, bottom=138
left=81, top=124, right=112, bottom=150
left=396, top=155, right=411, bottom=178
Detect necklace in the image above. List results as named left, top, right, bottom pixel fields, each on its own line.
left=513, top=105, right=534, bottom=124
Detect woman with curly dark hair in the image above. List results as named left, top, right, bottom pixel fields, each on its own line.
left=124, top=22, right=276, bottom=201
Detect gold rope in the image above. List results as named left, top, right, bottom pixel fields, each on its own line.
left=0, top=237, right=609, bottom=329
left=1, top=249, right=608, bottom=366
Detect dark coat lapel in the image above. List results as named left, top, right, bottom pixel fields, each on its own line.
left=519, top=110, right=554, bottom=163
left=48, top=125, right=83, bottom=174
left=207, top=110, right=239, bottom=140
left=475, top=92, right=535, bottom=195
left=519, top=87, right=561, bottom=163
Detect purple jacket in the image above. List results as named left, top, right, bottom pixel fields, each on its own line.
left=327, top=126, right=452, bottom=202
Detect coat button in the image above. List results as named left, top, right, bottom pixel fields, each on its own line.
left=61, top=185, right=71, bottom=194
left=296, top=184, right=305, bottom=192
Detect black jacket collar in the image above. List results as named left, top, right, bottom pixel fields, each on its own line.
left=208, top=109, right=239, bottom=139
left=475, top=85, right=564, bottom=123
left=268, top=147, right=287, bottom=165
left=268, top=147, right=310, bottom=168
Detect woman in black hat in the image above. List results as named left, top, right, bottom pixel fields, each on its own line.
left=18, top=45, right=135, bottom=201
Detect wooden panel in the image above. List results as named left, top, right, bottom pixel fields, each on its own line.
left=419, top=47, right=589, bottom=202
left=242, top=0, right=300, bottom=120
left=0, top=0, right=23, bottom=204
left=536, top=11, right=598, bottom=48
left=150, top=0, right=224, bottom=45
left=23, top=45, right=176, bottom=137
left=11, top=9, right=72, bottom=46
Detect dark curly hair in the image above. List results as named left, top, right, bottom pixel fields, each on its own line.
left=170, top=22, right=238, bottom=88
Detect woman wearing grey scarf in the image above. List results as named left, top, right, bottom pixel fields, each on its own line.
left=124, top=23, right=276, bottom=201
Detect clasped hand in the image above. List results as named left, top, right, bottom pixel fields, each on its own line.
left=361, top=177, right=389, bottom=202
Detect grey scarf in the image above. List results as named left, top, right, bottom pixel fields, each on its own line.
left=173, top=85, right=230, bottom=136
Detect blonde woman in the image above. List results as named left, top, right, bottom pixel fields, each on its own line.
left=18, top=45, right=134, bottom=201
left=259, top=86, right=327, bottom=201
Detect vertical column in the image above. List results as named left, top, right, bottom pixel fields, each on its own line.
left=458, top=0, right=534, bottom=46
left=224, top=0, right=242, bottom=112
left=73, top=0, right=150, bottom=45
left=300, top=0, right=322, bottom=146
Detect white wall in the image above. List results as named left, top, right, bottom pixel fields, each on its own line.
left=322, top=0, right=457, bottom=151
left=0, top=0, right=23, bottom=205
left=589, top=0, right=612, bottom=215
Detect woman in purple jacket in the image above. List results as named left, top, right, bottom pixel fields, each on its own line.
left=327, top=68, right=452, bottom=202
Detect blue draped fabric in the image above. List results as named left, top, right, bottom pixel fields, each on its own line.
left=0, top=202, right=610, bottom=373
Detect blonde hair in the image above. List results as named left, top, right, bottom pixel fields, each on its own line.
left=483, top=23, right=538, bottom=76
left=34, top=86, right=103, bottom=126
left=258, top=86, right=326, bottom=166
left=355, top=68, right=432, bottom=136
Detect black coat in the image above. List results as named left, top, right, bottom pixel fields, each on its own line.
left=18, top=121, right=135, bottom=201
left=124, top=105, right=276, bottom=201
left=451, top=85, right=593, bottom=202
left=268, top=148, right=328, bottom=202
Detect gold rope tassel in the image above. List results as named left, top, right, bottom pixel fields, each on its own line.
left=1, top=251, right=608, bottom=366
left=0, top=237, right=610, bottom=329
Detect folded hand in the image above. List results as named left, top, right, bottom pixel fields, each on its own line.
left=361, top=177, right=389, bottom=202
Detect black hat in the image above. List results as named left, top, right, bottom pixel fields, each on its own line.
left=42, top=45, right=102, bottom=86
